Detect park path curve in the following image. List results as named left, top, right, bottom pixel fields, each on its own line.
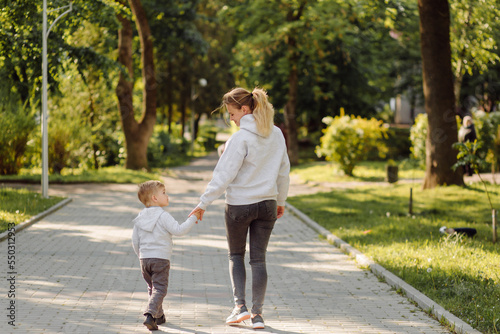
left=0, top=153, right=450, bottom=334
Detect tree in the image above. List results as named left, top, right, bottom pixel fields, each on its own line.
left=418, top=0, right=463, bottom=188
left=116, top=0, right=157, bottom=170
left=450, top=0, right=500, bottom=109
left=222, top=0, right=354, bottom=165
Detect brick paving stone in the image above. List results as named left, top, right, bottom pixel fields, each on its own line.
left=0, top=153, right=453, bottom=334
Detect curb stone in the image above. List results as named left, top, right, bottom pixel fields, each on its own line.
left=285, top=201, right=483, bottom=334
left=0, top=198, right=72, bottom=242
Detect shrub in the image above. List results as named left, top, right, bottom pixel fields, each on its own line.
left=409, top=113, right=427, bottom=169
left=0, top=106, right=36, bottom=175
left=48, top=117, right=73, bottom=174
left=472, top=110, right=500, bottom=172
left=315, top=115, right=388, bottom=176
left=147, top=125, right=190, bottom=168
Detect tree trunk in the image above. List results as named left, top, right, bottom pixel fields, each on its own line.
left=284, top=4, right=306, bottom=166
left=116, top=0, right=157, bottom=170
left=284, top=63, right=300, bottom=166
left=418, top=0, right=463, bottom=188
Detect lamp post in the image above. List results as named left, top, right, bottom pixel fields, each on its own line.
left=41, top=0, right=73, bottom=198
left=190, top=78, right=207, bottom=155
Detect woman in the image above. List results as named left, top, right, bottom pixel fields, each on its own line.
left=458, top=115, right=477, bottom=176
left=190, top=87, right=290, bottom=329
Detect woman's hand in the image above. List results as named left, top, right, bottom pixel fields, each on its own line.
left=277, top=206, right=285, bottom=219
left=189, top=207, right=205, bottom=221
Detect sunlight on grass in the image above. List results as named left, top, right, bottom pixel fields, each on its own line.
left=0, top=188, right=64, bottom=233
left=291, top=160, right=425, bottom=183
left=288, top=183, right=500, bottom=333
left=0, top=166, right=165, bottom=184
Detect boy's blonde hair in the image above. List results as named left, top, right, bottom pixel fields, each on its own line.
left=222, top=87, right=275, bottom=137
left=138, top=180, right=165, bottom=206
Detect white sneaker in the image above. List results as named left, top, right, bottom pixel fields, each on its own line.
left=226, top=305, right=251, bottom=324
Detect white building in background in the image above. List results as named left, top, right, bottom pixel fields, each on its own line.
left=391, top=95, right=425, bottom=125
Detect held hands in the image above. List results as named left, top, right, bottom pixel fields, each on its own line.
left=189, top=207, right=205, bottom=222
left=190, top=206, right=283, bottom=221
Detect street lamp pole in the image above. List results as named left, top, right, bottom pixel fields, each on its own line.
left=41, top=0, right=72, bottom=198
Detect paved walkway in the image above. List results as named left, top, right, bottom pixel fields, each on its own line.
left=1, top=154, right=451, bottom=334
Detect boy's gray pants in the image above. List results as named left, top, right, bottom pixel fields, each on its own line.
left=140, top=258, right=170, bottom=318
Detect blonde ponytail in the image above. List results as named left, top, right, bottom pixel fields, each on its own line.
left=222, top=87, right=275, bottom=137
left=251, top=88, right=274, bottom=137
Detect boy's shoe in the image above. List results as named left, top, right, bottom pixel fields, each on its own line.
left=252, top=314, right=265, bottom=329
left=226, top=305, right=251, bottom=324
left=155, top=314, right=166, bottom=325
left=143, top=313, right=158, bottom=331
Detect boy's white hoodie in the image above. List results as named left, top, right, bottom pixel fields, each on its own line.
left=132, top=206, right=196, bottom=260
left=197, top=114, right=290, bottom=210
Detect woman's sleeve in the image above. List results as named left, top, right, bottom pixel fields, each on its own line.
left=197, top=136, right=246, bottom=210
left=276, top=149, right=291, bottom=206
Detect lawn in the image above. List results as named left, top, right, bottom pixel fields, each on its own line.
left=288, top=178, right=500, bottom=333
left=0, top=166, right=166, bottom=184
left=0, top=188, right=64, bottom=234
left=291, top=159, right=425, bottom=183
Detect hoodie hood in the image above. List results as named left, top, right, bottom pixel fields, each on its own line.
left=240, top=114, right=265, bottom=137
left=132, top=206, right=164, bottom=232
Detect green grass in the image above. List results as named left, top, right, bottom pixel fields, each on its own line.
left=288, top=183, right=500, bottom=333
left=0, top=188, right=64, bottom=233
left=0, top=166, right=166, bottom=184
left=291, top=160, right=425, bottom=183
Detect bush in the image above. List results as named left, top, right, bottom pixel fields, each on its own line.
left=48, top=118, right=73, bottom=174
left=472, top=110, right=500, bottom=172
left=409, top=113, right=427, bottom=169
left=147, top=125, right=190, bottom=168
left=315, top=115, right=388, bottom=176
left=0, top=106, right=36, bottom=175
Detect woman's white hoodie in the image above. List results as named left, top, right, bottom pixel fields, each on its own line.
left=197, top=114, right=290, bottom=210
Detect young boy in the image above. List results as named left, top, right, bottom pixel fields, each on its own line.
left=132, top=180, right=201, bottom=330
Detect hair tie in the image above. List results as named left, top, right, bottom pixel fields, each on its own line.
left=250, top=93, right=253, bottom=98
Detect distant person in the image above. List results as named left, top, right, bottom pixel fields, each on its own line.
left=132, top=180, right=201, bottom=330
left=190, top=87, right=290, bottom=329
left=458, top=115, right=477, bottom=176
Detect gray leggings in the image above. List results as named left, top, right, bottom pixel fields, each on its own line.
left=225, top=200, right=277, bottom=315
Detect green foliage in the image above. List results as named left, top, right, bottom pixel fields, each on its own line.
left=288, top=182, right=500, bottom=333
left=453, top=140, right=487, bottom=174
left=147, top=125, right=190, bottom=168
left=472, top=111, right=500, bottom=172
left=0, top=166, right=164, bottom=185
left=0, top=187, right=63, bottom=233
left=315, top=115, right=388, bottom=176
left=0, top=104, right=36, bottom=175
left=450, top=0, right=500, bottom=77
left=409, top=113, right=428, bottom=169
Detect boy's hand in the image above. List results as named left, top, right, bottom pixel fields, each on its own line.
left=189, top=207, right=205, bottom=221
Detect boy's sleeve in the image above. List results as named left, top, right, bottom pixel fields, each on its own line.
left=161, top=212, right=197, bottom=236
left=131, top=225, right=140, bottom=257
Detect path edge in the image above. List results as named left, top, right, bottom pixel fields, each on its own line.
left=0, top=198, right=73, bottom=242
left=285, top=202, right=482, bottom=334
